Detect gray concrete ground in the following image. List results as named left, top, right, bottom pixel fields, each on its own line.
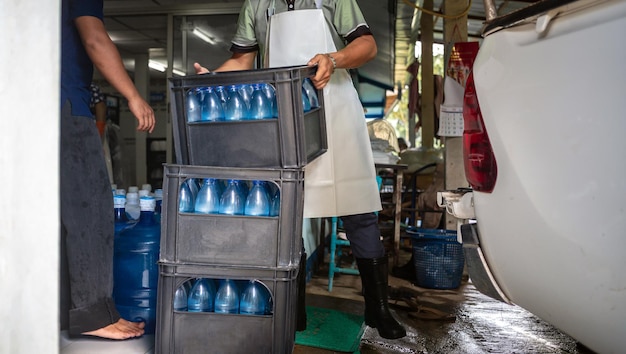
left=296, top=250, right=595, bottom=354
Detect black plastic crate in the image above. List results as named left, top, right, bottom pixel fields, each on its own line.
left=160, top=164, right=304, bottom=268
left=155, top=262, right=298, bottom=354
left=169, top=65, right=327, bottom=168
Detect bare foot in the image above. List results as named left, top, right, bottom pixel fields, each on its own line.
left=82, top=318, right=145, bottom=340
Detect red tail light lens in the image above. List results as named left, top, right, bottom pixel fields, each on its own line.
left=463, top=71, right=497, bottom=193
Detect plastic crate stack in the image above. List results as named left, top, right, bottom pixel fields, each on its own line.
left=156, top=66, right=327, bottom=354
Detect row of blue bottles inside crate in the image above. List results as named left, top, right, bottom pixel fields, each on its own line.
left=179, top=178, right=280, bottom=216
left=174, top=278, right=272, bottom=316
left=186, top=79, right=319, bottom=122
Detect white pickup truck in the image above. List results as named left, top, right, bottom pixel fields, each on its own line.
left=441, top=1, right=626, bottom=353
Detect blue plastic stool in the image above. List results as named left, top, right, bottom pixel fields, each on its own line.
left=327, top=176, right=382, bottom=292
left=327, top=216, right=359, bottom=291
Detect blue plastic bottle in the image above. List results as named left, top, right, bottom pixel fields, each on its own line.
left=173, top=283, right=188, bottom=312
left=301, top=87, right=312, bottom=112
left=239, top=280, right=270, bottom=315
left=214, top=279, right=240, bottom=314
left=194, top=178, right=221, bottom=214
left=113, top=196, right=160, bottom=334
left=302, top=78, right=320, bottom=109
left=183, top=278, right=194, bottom=294
left=237, top=84, right=253, bottom=110
left=261, top=83, right=278, bottom=118
left=191, top=178, right=201, bottom=196
left=154, top=189, right=163, bottom=223
left=235, top=180, right=249, bottom=200
left=245, top=180, right=271, bottom=216
left=187, top=278, right=216, bottom=312
left=266, top=293, right=274, bottom=315
left=186, top=88, right=202, bottom=122
left=213, top=178, right=226, bottom=197
left=201, top=86, right=225, bottom=121
left=214, top=85, right=228, bottom=105
left=224, top=85, right=249, bottom=121
left=179, top=179, right=196, bottom=213
left=125, top=191, right=141, bottom=220
left=270, top=189, right=281, bottom=217
left=248, top=84, right=273, bottom=120
left=114, top=194, right=135, bottom=235
left=219, top=179, right=244, bottom=215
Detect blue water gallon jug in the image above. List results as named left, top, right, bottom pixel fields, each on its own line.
left=113, top=196, right=160, bottom=334
left=214, top=279, right=240, bottom=314
left=245, top=180, right=270, bottom=216
left=239, top=280, right=270, bottom=315
left=187, top=278, right=216, bottom=312
left=194, top=178, right=221, bottom=214
left=186, top=88, right=202, bottom=122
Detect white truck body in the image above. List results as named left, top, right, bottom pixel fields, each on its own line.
left=454, top=1, right=626, bottom=353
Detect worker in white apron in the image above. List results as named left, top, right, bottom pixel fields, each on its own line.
left=194, top=0, right=405, bottom=340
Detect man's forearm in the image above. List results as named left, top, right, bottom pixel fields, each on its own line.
left=332, top=35, right=377, bottom=70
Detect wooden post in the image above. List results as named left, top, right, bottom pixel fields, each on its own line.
left=420, top=0, right=435, bottom=148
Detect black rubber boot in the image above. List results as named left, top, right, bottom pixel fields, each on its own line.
left=356, top=256, right=407, bottom=339
left=296, top=251, right=307, bottom=331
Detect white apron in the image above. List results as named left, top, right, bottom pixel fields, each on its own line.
left=266, top=6, right=381, bottom=218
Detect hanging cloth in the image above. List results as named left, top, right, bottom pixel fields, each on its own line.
left=265, top=6, right=381, bottom=218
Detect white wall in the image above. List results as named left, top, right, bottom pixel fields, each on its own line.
left=0, top=0, right=59, bottom=353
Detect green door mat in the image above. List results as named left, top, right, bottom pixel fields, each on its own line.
left=295, top=306, right=365, bottom=353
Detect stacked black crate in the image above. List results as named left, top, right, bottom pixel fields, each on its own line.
left=156, top=66, right=326, bottom=354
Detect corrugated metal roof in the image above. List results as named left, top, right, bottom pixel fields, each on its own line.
left=102, top=0, right=536, bottom=117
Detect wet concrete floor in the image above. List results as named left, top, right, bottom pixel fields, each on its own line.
left=295, top=252, right=596, bottom=354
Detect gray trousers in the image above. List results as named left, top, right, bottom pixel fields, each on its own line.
left=341, top=212, right=385, bottom=259
left=60, top=101, right=120, bottom=336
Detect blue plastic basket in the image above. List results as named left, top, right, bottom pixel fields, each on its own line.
left=408, top=227, right=464, bottom=290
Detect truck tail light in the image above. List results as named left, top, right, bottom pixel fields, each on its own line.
left=463, top=71, right=497, bottom=193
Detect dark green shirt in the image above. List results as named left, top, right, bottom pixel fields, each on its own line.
left=230, top=0, right=372, bottom=63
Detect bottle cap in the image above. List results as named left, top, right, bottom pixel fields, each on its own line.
left=126, top=192, right=139, bottom=203
left=154, top=189, right=163, bottom=200
left=141, top=184, right=152, bottom=192
left=139, top=189, right=150, bottom=197
left=128, top=186, right=139, bottom=193
left=114, top=195, right=126, bottom=208
left=139, top=196, right=156, bottom=211
left=115, top=188, right=126, bottom=196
